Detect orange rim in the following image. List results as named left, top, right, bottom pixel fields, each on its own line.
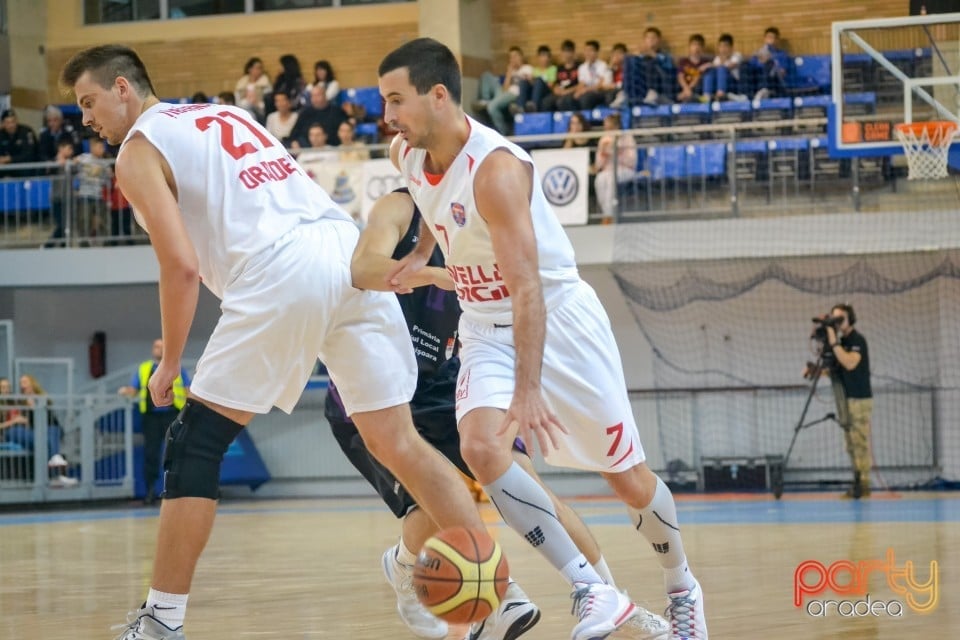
left=895, top=121, right=958, bottom=144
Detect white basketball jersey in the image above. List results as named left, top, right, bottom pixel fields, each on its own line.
left=121, top=102, right=351, bottom=298
left=398, top=116, right=579, bottom=324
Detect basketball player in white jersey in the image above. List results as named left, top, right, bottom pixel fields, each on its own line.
left=61, top=44, right=490, bottom=640
left=378, top=39, right=708, bottom=640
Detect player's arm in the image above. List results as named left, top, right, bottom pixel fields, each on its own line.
left=115, top=136, right=200, bottom=405
left=474, top=150, right=567, bottom=452
left=351, top=191, right=452, bottom=292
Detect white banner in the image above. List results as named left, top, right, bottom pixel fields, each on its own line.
left=531, top=147, right=589, bottom=226
left=360, top=158, right=406, bottom=225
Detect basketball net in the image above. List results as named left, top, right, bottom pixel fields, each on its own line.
left=894, top=121, right=958, bottom=180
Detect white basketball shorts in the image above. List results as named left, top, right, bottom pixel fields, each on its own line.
left=455, top=280, right=644, bottom=472
left=190, top=218, right=416, bottom=415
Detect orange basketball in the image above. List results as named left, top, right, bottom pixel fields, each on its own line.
left=412, top=527, right=510, bottom=624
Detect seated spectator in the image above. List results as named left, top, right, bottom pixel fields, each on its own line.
left=269, top=53, right=306, bottom=114
left=593, top=113, right=637, bottom=222
left=190, top=91, right=209, bottom=104
left=289, top=84, right=348, bottom=148
left=38, top=105, right=82, bottom=161
left=304, top=60, right=341, bottom=105
left=482, top=46, right=534, bottom=134
left=234, top=56, right=271, bottom=122
left=637, top=27, right=676, bottom=105
left=542, top=39, right=580, bottom=112
left=217, top=91, right=236, bottom=106
left=676, top=34, right=712, bottom=103
left=562, top=112, right=592, bottom=150
left=14, top=374, right=75, bottom=485
left=753, top=26, right=789, bottom=100
left=521, top=44, right=557, bottom=112
left=0, top=376, right=29, bottom=442
left=75, top=135, right=113, bottom=243
left=44, top=139, right=76, bottom=248
left=608, top=42, right=629, bottom=107
left=0, top=109, right=38, bottom=168
left=265, top=92, right=299, bottom=146
left=336, top=120, right=370, bottom=162
left=703, top=33, right=745, bottom=102
left=293, top=124, right=339, bottom=163
left=575, top=39, right=614, bottom=110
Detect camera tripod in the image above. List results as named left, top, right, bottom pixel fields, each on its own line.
left=773, top=350, right=846, bottom=499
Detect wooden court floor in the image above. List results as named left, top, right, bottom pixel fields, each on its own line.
left=0, top=491, right=957, bottom=639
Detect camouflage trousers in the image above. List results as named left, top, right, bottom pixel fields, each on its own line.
left=838, top=397, right=874, bottom=487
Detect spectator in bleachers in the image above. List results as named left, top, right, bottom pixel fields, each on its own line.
left=305, top=60, right=341, bottom=105
left=753, top=26, right=789, bottom=100
left=234, top=56, right=271, bottom=123
left=0, top=109, right=38, bottom=167
left=522, top=44, right=557, bottom=112
left=637, top=27, right=675, bottom=105
left=290, top=84, right=349, bottom=148
left=562, top=112, right=592, bottom=150
left=44, top=139, right=76, bottom=248
left=291, top=123, right=338, bottom=163
left=607, top=42, right=628, bottom=108
left=270, top=53, right=306, bottom=114
left=17, top=373, right=75, bottom=486
left=542, top=39, right=580, bottom=112
left=593, top=113, right=637, bottom=223
left=703, top=33, right=745, bottom=102
left=75, top=135, right=113, bottom=243
left=0, top=376, right=29, bottom=441
left=190, top=91, right=209, bottom=104
left=38, top=105, right=82, bottom=162
left=217, top=91, right=236, bottom=106
left=575, top=39, right=614, bottom=110
left=482, top=46, right=533, bottom=134
left=676, top=34, right=712, bottom=103
left=265, top=92, right=299, bottom=147
left=336, top=120, right=370, bottom=162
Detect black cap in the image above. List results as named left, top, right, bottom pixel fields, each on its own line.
left=1, top=109, right=15, bottom=120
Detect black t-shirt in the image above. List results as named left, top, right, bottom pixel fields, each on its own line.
left=556, top=63, right=579, bottom=90
left=835, top=329, right=871, bottom=398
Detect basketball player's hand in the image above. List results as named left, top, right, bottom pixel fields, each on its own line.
left=387, top=252, right=429, bottom=294
left=498, top=392, right=568, bottom=456
left=148, top=359, right=180, bottom=408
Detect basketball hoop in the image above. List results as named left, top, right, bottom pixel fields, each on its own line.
left=894, top=121, right=958, bottom=180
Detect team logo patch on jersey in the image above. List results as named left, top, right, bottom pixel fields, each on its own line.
left=542, top=165, right=579, bottom=206
left=450, top=202, right=467, bottom=227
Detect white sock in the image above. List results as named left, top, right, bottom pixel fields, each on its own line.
left=594, top=555, right=617, bottom=588
left=485, top=462, right=603, bottom=587
left=396, top=537, right=417, bottom=566
left=628, top=476, right=696, bottom=592
left=145, top=588, right=188, bottom=630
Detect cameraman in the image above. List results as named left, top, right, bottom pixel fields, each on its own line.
left=825, top=303, right=873, bottom=499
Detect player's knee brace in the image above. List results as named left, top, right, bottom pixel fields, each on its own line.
left=162, top=400, right=244, bottom=500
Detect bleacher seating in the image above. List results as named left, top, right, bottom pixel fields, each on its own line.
left=343, top=86, right=383, bottom=118
left=0, top=179, right=53, bottom=214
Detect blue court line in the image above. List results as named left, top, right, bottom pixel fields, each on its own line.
left=0, top=494, right=958, bottom=527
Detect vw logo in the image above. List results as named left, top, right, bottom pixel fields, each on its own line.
left=542, top=166, right=578, bottom=206
left=365, top=174, right=406, bottom=200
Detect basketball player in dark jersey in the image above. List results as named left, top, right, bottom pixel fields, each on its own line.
left=325, top=189, right=621, bottom=640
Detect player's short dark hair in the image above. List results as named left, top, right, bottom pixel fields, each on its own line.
left=60, top=44, right=156, bottom=98
left=765, top=26, right=781, bottom=38
left=719, top=33, right=734, bottom=46
left=689, top=34, right=706, bottom=46
left=585, top=40, right=600, bottom=51
left=379, top=37, right=462, bottom=106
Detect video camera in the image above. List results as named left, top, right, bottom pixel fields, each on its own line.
left=808, top=314, right=844, bottom=370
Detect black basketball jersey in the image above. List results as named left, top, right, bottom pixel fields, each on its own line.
left=393, top=188, right=462, bottom=381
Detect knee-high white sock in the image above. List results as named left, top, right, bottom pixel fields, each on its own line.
left=485, top=462, right=602, bottom=586
left=628, top=476, right=696, bottom=592
left=146, top=588, right=188, bottom=630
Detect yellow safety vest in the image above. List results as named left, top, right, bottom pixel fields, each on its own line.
left=138, top=360, right=186, bottom=413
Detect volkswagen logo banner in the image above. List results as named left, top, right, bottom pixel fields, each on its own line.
left=532, top=147, right=589, bottom=225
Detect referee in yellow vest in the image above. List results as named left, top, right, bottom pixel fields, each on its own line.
left=119, top=338, right=190, bottom=505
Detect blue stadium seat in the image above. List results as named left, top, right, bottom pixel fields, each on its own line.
left=583, top=107, right=617, bottom=125
left=355, top=122, right=379, bottom=143
left=512, top=112, right=553, bottom=136
left=844, top=92, right=876, bottom=113
left=686, top=143, right=727, bottom=177
left=753, top=97, right=793, bottom=119
left=552, top=111, right=573, bottom=134
left=646, top=145, right=687, bottom=180
left=0, top=179, right=53, bottom=214
left=344, top=86, right=383, bottom=118
left=767, top=138, right=809, bottom=153
left=630, top=104, right=672, bottom=129
left=792, top=55, right=831, bottom=93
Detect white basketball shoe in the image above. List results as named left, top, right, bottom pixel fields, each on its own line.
left=381, top=545, right=449, bottom=640
left=463, top=581, right=541, bottom=640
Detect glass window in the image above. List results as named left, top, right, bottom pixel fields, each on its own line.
left=253, top=0, right=333, bottom=9
left=84, top=0, right=161, bottom=24
left=168, top=0, right=246, bottom=18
